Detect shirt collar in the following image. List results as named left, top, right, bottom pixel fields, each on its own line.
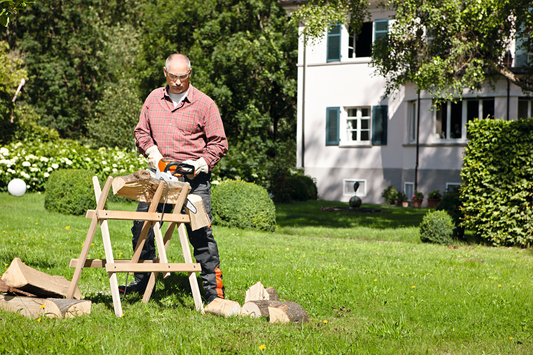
left=163, top=84, right=196, bottom=104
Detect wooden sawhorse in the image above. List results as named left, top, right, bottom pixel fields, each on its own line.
left=67, top=175, right=204, bottom=317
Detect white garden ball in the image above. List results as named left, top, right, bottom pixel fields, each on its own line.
left=8, top=178, right=27, bottom=197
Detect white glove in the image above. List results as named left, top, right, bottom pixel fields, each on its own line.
left=145, top=146, right=163, bottom=170
left=183, top=157, right=208, bottom=179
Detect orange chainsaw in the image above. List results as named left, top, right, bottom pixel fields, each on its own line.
left=152, top=158, right=197, bottom=213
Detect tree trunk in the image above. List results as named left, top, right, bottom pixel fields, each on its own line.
left=111, top=170, right=189, bottom=203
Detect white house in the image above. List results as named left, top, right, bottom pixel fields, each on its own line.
left=280, top=1, right=528, bottom=205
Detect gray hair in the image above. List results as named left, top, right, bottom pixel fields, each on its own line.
left=165, top=54, right=191, bottom=71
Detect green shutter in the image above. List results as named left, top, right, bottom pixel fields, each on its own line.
left=374, top=19, right=389, bottom=43
left=327, top=24, right=341, bottom=62
left=515, top=36, right=529, bottom=67
left=372, top=105, right=388, bottom=145
left=326, top=107, right=340, bottom=145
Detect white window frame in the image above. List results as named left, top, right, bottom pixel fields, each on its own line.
left=343, top=179, right=367, bottom=197
left=446, top=182, right=460, bottom=193
left=347, top=21, right=373, bottom=59
left=407, top=101, right=417, bottom=143
left=339, top=106, right=372, bottom=147
left=404, top=182, right=414, bottom=202
left=433, top=98, right=494, bottom=142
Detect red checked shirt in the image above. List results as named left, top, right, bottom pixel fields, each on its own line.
left=134, top=84, right=228, bottom=170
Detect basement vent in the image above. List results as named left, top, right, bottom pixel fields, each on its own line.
left=343, top=179, right=366, bottom=196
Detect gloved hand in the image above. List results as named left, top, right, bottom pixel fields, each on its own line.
left=183, top=157, right=208, bottom=179
left=145, top=146, right=163, bottom=170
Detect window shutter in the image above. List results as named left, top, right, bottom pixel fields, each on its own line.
left=327, top=24, right=341, bottom=62
left=372, top=105, right=388, bottom=145
left=326, top=107, right=340, bottom=146
left=374, top=19, right=389, bottom=43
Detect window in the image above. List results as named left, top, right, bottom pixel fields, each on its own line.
left=446, top=183, right=460, bottom=193
left=518, top=98, right=533, bottom=119
left=345, top=107, right=371, bottom=143
left=348, top=22, right=373, bottom=58
left=404, top=182, right=414, bottom=202
left=327, top=24, right=342, bottom=62
left=408, top=101, right=417, bottom=143
left=515, top=34, right=532, bottom=67
left=347, top=20, right=388, bottom=59
left=343, top=179, right=366, bottom=196
left=434, top=98, right=494, bottom=140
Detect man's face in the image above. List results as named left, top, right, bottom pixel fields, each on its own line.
left=164, top=60, right=191, bottom=94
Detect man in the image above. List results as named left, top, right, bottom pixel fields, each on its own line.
left=119, top=53, right=228, bottom=304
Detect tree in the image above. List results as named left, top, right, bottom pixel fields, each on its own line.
left=291, top=0, right=533, bottom=101
left=0, top=0, right=31, bottom=27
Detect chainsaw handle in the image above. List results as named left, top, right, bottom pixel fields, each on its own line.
left=163, top=161, right=195, bottom=176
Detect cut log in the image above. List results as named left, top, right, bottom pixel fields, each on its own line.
left=268, top=302, right=310, bottom=324
left=1, top=258, right=82, bottom=299
left=112, top=170, right=189, bottom=203
left=185, top=194, right=210, bottom=231
left=241, top=300, right=282, bottom=318
left=244, top=281, right=269, bottom=303
left=0, top=279, right=36, bottom=297
left=265, top=287, right=280, bottom=302
left=0, top=295, right=91, bottom=318
left=204, top=298, right=241, bottom=317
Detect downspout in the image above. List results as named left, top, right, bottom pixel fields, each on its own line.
left=302, top=34, right=306, bottom=167
left=414, top=89, right=421, bottom=192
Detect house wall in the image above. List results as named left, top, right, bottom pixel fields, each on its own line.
left=295, top=15, right=528, bottom=205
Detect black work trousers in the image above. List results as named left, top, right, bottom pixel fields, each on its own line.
left=130, top=172, right=224, bottom=303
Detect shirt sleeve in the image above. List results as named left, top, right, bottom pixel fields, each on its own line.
left=202, top=100, right=228, bottom=170
left=134, top=98, right=156, bottom=157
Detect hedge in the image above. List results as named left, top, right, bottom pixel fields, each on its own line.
left=461, top=118, right=533, bottom=246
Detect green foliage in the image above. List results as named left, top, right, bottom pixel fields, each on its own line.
left=461, top=118, right=533, bottom=246
left=436, top=191, right=463, bottom=237
left=44, top=169, right=100, bottom=215
left=212, top=180, right=276, bottom=232
left=268, top=169, right=317, bottom=203
left=382, top=185, right=398, bottom=205
left=138, top=0, right=298, bottom=184
left=0, top=0, right=31, bottom=26
left=0, top=139, right=145, bottom=192
left=3, top=1, right=141, bottom=138
left=419, top=210, right=454, bottom=244
left=428, top=190, right=442, bottom=199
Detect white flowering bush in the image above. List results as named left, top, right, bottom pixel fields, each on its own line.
left=0, top=140, right=146, bottom=192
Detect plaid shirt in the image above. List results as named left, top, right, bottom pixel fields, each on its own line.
left=134, top=84, right=228, bottom=170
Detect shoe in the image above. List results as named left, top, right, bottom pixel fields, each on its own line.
left=118, top=274, right=148, bottom=295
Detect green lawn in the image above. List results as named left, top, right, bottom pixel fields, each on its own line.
left=1, top=193, right=532, bottom=354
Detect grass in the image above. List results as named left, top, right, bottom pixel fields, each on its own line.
left=1, top=193, right=533, bottom=354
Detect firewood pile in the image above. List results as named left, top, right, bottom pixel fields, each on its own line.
left=204, top=281, right=310, bottom=324
left=0, top=258, right=91, bottom=319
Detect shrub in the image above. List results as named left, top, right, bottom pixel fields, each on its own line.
left=212, top=180, right=276, bottom=232
left=45, top=169, right=103, bottom=215
left=436, top=191, right=463, bottom=237
left=413, top=190, right=424, bottom=200
left=268, top=170, right=317, bottom=203
left=461, top=118, right=533, bottom=246
left=419, top=210, right=454, bottom=245
left=382, top=185, right=398, bottom=204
